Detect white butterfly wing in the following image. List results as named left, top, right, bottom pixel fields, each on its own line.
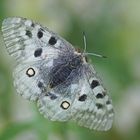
left=70, top=65, right=114, bottom=131
left=38, top=68, right=81, bottom=121
left=2, top=17, right=114, bottom=131
left=38, top=93, right=74, bottom=121
left=38, top=64, right=114, bottom=131
left=2, top=17, right=74, bottom=63
left=1, top=17, right=74, bottom=101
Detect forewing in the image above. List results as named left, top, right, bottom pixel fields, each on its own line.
left=1, top=17, right=74, bottom=64
left=1, top=17, right=74, bottom=101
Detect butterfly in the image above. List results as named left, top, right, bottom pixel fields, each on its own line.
left=1, top=17, right=114, bottom=131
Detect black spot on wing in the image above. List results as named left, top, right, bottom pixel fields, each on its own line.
left=37, top=30, right=43, bottom=38
left=48, top=36, right=57, bottom=45
left=26, top=30, right=32, bottom=38
left=106, top=100, right=111, bottom=105
left=31, top=23, right=35, bottom=27
left=38, top=81, right=43, bottom=88
left=78, top=94, right=87, bottom=101
left=34, top=48, right=42, bottom=57
left=96, top=93, right=104, bottom=99
left=90, top=80, right=100, bottom=89
left=96, top=103, right=103, bottom=109
left=45, top=92, right=57, bottom=100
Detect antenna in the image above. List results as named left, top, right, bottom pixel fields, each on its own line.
left=82, top=32, right=107, bottom=58
left=84, top=52, right=107, bottom=58
left=83, top=31, right=87, bottom=53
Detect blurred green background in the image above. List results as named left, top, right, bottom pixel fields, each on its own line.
left=0, top=0, right=140, bottom=140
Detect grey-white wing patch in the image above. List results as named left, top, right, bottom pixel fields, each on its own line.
left=2, top=17, right=75, bottom=101
left=13, top=60, right=51, bottom=101
left=1, top=17, right=74, bottom=64
left=37, top=82, right=79, bottom=121
left=2, top=17, right=114, bottom=131
left=38, top=94, right=73, bottom=121
left=13, top=63, right=40, bottom=101
left=37, top=65, right=114, bottom=131
left=70, top=65, right=114, bottom=131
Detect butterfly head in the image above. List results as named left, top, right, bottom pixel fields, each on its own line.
left=74, top=48, right=88, bottom=63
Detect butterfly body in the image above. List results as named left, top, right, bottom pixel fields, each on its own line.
left=1, top=17, right=114, bottom=131
left=48, top=52, right=83, bottom=88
